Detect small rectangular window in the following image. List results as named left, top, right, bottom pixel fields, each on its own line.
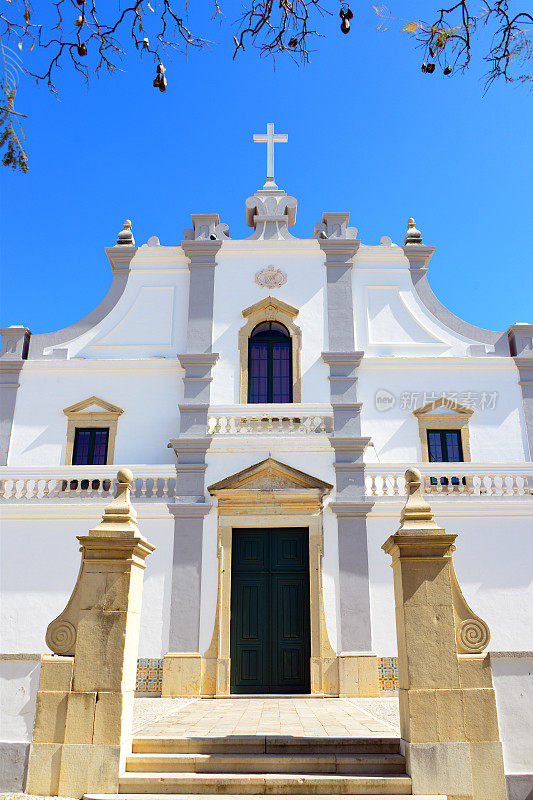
left=72, top=428, right=109, bottom=465
left=427, top=429, right=465, bottom=486
left=427, top=429, right=464, bottom=462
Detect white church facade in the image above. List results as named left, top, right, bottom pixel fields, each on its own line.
left=1, top=127, right=532, bottom=783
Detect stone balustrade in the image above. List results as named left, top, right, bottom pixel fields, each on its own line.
left=0, top=467, right=177, bottom=501
left=1, top=463, right=531, bottom=501
left=365, top=464, right=532, bottom=497
left=207, top=404, right=334, bottom=435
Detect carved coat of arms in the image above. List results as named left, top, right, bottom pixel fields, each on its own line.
left=254, top=265, right=287, bottom=289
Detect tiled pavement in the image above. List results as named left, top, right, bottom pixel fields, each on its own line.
left=135, top=697, right=398, bottom=738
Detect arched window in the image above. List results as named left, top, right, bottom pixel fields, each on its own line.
left=248, top=321, right=292, bottom=403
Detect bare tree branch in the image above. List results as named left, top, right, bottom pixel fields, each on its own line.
left=1, top=1, right=531, bottom=171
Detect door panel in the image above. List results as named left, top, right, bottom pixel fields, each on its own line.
left=230, top=528, right=310, bottom=694
left=231, top=574, right=269, bottom=691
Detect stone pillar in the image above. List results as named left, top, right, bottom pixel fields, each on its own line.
left=164, top=226, right=227, bottom=695
left=0, top=326, right=31, bottom=465
left=25, top=469, right=154, bottom=798
left=382, top=468, right=507, bottom=800
left=507, top=323, right=533, bottom=459
left=318, top=221, right=378, bottom=696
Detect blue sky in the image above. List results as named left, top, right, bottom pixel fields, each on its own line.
left=1, top=1, right=531, bottom=335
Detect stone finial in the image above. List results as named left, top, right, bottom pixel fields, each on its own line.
left=404, top=217, right=422, bottom=245
left=314, top=212, right=358, bottom=240
left=183, top=213, right=230, bottom=241
left=245, top=187, right=297, bottom=241
left=0, top=325, right=31, bottom=360
left=117, top=219, right=135, bottom=246
left=89, top=467, right=140, bottom=537
left=507, top=323, right=533, bottom=357
left=397, top=467, right=440, bottom=532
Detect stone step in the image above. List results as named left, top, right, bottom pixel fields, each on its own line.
left=132, top=737, right=401, bottom=755
left=126, top=753, right=406, bottom=775
left=86, top=795, right=446, bottom=800
left=87, top=795, right=446, bottom=800
left=118, top=772, right=414, bottom=794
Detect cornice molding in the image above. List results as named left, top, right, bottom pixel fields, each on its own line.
left=329, top=501, right=375, bottom=516
left=322, top=351, right=365, bottom=366
left=181, top=240, right=222, bottom=261
left=402, top=244, right=436, bottom=270
left=177, top=353, right=219, bottom=370
left=167, top=502, right=212, bottom=518
left=319, top=239, right=361, bottom=262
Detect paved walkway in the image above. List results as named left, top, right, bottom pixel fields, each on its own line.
left=135, top=697, right=398, bottom=738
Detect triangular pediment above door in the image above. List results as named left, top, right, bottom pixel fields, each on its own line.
left=207, top=457, right=333, bottom=494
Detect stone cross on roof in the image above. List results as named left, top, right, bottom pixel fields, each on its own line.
left=253, top=122, right=288, bottom=187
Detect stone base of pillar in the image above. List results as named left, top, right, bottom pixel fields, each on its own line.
left=25, top=656, right=134, bottom=797
left=338, top=652, right=380, bottom=697
left=406, top=740, right=507, bottom=799
left=27, top=741, right=123, bottom=797
left=161, top=653, right=202, bottom=697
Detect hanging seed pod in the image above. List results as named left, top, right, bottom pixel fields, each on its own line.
left=74, top=15, right=84, bottom=26
left=429, top=47, right=434, bottom=57
left=77, top=43, right=87, bottom=56
left=339, top=7, right=345, bottom=18
left=158, top=75, right=167, bottom=93
left=153, top=74, right=161, bottom=88
left=426, top=62, right=435, bottom=73
left=340, top=17, right=350, bottom=33
left=444, top=65, right=452, bottom=75
left=288, top=37, right=298, bottom=48
left=142, top=37, right=149, bottom=49
left=344, top=7, right=353, bottom=19
left=157, top=62, right=166, bottom=74
left=421, top=62, right=427, bottom=72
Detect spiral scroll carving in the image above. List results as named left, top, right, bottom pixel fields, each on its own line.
left=46, top=619, right=77, bottom=656
left=457, top=618, right=490, bottom=653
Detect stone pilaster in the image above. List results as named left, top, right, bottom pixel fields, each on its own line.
left=319, top=223, right=377, bottom=693
left=507, top=323, right=533, bottom=459
left=0, top=326, right=30, bottom=465
left=26, top=469, right=155, bottom=797
left=164, top=233, right=225, bottom=683
left=165, top=501, right=211, bottom=654
left=382, top=468, right=507, bottom=800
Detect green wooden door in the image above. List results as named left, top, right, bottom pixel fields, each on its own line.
left=230, top=528, right=310, bottom=694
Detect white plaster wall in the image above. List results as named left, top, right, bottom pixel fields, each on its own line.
left=0, top=512, right=173, bottom=657
left=0, top=657, right=41, bottom=790
left=198, top=447, right=340, bottom=654
left=8, top=363, right=182, bottom=466
left=492, top=654, right=533, bottom=775
left=367, top=513, right=533, bottom=655
left=352, top=248, right=490, bottom=358
left=359, top=360, right=529, bottom=463
left=49, top=249, right=190, bottom=360
left=0, top=658, right=40, bottom=743
left=211, top=242, right=330, bottom=405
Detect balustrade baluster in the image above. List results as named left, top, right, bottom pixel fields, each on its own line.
left=482, top=475, right=493, bottom=495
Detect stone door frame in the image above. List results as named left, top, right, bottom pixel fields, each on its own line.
left=203, top=458, right=338, bottom=696
left=202, top=511, right=338, bottom=696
